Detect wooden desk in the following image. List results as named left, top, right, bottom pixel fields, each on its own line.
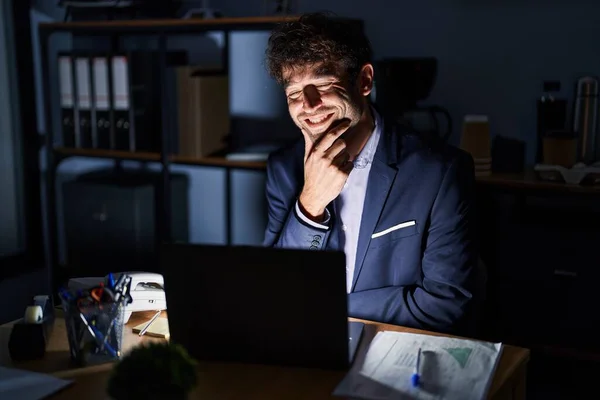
left=1, top=311, right=530, bottom=400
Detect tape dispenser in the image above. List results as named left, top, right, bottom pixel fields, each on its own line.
left=8, top=295, right=55, bottom=361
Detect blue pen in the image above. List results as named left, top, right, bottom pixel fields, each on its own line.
left=107, top=272, right=115, bottom=289
left=411, top=347, right=422, bottom=387
left=59, top=287, right=73, bottom=302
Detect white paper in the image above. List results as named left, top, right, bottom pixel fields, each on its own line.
left=0, top=366, right=72, bottom=400
left=334, top=331, right=503, bottom=400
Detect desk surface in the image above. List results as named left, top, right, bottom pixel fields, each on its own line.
left=1, top=311, right=530, bottom=400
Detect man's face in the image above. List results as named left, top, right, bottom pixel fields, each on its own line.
left=282, top=63, right=364, bottom=143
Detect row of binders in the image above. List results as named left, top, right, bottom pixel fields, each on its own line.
left=57, top=51, right=230, bottom=157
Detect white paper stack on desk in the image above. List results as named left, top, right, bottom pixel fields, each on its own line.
left=334, top=331, right=503, bottom=400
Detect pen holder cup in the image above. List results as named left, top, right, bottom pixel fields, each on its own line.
left=60, top=294, right=126, bottom=367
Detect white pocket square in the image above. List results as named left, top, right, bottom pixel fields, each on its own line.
left=371, top=220, right=416, bottom=239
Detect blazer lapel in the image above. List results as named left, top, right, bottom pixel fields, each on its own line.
left=351, top=125, right=399, bottom=292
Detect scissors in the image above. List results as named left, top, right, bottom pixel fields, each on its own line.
left=91, top=285, right=116, bottom=304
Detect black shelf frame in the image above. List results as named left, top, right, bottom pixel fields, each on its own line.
left=0, top=0, right=45, bottom=281
left=37, top=18, right=291, bottom=291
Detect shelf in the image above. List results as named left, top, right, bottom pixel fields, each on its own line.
left=54, top=147, right=267, bottom=170
left=55, top=148, right=600, bottom=189
left=55, top=147, right=161, bottom=162
left=173, top=155, right=266, bottom=170
left=476, top=171, right=600, bottom=194
left=39, top=16, right=301, bottom=34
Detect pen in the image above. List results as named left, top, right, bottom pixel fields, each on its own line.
left=79, top=312, right=98, bottom=340
left=139, top=309, right=162, bottom=337
left=113, top=273, right=127, bottom=294
left=79, top=312, right=117, bottom=357
left=59, top=287, right=73, bottom=302
left=411, top=347, right=421, bottom=387
left=107, top=272, right=115, bottom=289
left=91, top=324, right=117, bottom=357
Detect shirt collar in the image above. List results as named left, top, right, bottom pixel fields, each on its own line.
left=354, top=106, right=382, bottom=169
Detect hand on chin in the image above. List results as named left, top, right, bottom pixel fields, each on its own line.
left=305, top=117, right=350, bottom=143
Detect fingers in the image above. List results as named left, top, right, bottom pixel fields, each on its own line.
left=313, top=119, right=351, bottom=152
left=342, top=159, right=354, bottom=173
left=324, top=137, right=347, bottom=159
left=331, top=148, right=350, bottom=167
left=332, top=150, right=354, bottom=175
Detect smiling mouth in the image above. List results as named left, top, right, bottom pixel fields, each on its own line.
left=304, top=113, right=334, bottom=127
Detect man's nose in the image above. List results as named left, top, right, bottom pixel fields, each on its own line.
left=302, top=86, right=322, bottom=112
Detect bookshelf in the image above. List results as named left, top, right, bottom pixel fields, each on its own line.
left=39, top=16, right=366, bottom=289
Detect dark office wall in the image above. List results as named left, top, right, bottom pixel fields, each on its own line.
left=0, top=268, right=47, bottom=324
left=220, top=0, right=600, bottom=164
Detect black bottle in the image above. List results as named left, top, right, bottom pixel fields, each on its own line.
left=536, top=81, right=567, bottom=164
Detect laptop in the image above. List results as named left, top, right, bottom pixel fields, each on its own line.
left=160, top=243, right=364, bottom=370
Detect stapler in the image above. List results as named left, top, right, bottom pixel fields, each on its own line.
left=68, top=272, right=166, bottom=323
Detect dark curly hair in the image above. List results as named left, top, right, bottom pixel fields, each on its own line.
left=265, top=12, right=372, bottom=88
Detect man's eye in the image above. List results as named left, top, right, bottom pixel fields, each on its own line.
left=317, top=83, right=333, bottom=90
left=288, top=92, right=301, bottom=100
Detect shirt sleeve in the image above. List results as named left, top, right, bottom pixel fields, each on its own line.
left=294, top=200, right=331, bottom=230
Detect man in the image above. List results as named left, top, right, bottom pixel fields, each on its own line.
left=262, top=12, right=483, bottom=336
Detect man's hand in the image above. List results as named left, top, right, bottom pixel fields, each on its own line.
left=299, top=120, right=354, bottom=222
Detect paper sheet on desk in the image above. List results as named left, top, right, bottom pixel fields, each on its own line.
left=333, top=331, right=503, bottom=400
left=0, top=366, right=72, bottom=400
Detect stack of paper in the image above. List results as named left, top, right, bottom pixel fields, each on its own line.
left=0, top=366, right=72, bottom=399
left=132, top=317, right=170, bottom=338
left=334, top=331, right=503, bottom=400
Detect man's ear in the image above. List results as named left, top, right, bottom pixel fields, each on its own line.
left=357, top=63, right=374, bottom=97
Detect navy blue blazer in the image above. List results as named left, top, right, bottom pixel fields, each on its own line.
left=263, top=122, right=483, bottom=336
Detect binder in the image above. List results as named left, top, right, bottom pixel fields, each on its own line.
left=114, top=51, right=187, bottom=153
left=75, top=56, right=93, bottom=148
left=58, top=54, right=75, bottom=147
left=93, top=51, right=188, bottom=153
left=111, top=55, right=132, bottom=151
left=92, top=56, right=111, bottom=149
left=128, top=51, right=155, bottom=152
left=128, top=51, right=179, bottom=153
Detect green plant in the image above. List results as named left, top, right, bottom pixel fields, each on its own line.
left=107, top=341, right=198, bottom=400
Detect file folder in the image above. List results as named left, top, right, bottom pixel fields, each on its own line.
left=92, top=56, right=111, bottom=149
left=128, top=51, right=161, bottom=152
left=111, top=55, right=132, bottom=151
left=58, top=54, right=75, bottom=148
left=75, top=56, right=93, bottom=148
left=81, top=51, right=188, bottom=153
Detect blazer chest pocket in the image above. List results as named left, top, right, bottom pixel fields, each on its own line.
left=370, top=220, right=419, bottom=247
